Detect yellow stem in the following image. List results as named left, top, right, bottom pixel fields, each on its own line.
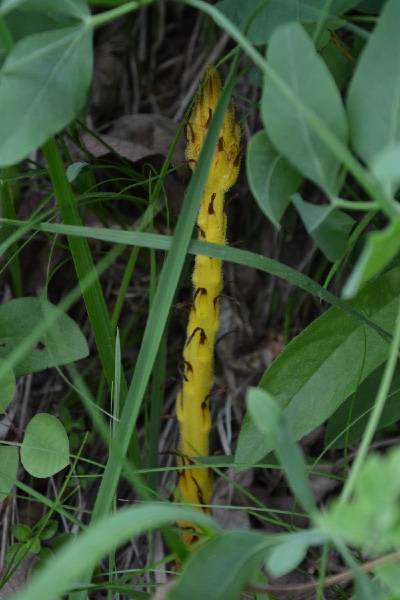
left=175, top=66, right=241, bottom=546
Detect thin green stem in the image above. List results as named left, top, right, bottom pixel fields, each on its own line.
left=88, top=0, right=154, bottom=29
left=111, top=246, right=140, bottom=330
left=331, top=198, right=380, bottom=211
left=316, top=542, right=330, bottom=600
left=147, top=329, right=167, bottom=492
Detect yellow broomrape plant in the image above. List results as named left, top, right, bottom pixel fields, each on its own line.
left=176, top=65, right=242, bottom=545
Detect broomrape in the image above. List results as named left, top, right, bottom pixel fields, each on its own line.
left=176, top=65, right=242, bottom=545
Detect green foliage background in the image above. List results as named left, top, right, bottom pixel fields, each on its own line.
left=0, top=0, right=400, bottom=598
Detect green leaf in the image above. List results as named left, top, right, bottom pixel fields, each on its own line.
left=11, top=524, right=31, bottom=541
left=375, top=562, right=400, bottom=595
left=371, top=143, right=400, bottom=196
left=66, top=161, right=88, bottom=182
left=168, top=530, right=276, bottom=600
left=0, top=445, right=18, bottom=501
left=247, top=388, right=317, bottom=515
left=0, top=297, right=89, bottom=376
left=9, top=503, right=218, bottom=600
left=4, top=10, right=72, bottom=43
left=7, top=538, right=41, bottom=564
left=10, top=217, right=394, bottom=338
left=0, top=0, right=88, bottom=18
left=21, top=413, right=69, bottom=478
left=292, top=194, right=355, bottom=261
left=357, top=0, right=385, bottom=12
left=320, top=37, right=354, bottom=91
left=343, top=218, right=400, bottom=298
left=38, top=547, right=54, bottom=563
left=38, top=520, right=58, bottom=541
left=235, top=266, right=400, bottom=466
left=216, top=0, right=360, bottom=44
left=0, top=357, right=16, bottom=412
left=19, top=0, right=88, bottom=19
left=347, top=0, right=400, bottom=165
left=354, top=571, right=386, bottom=600
left=319, top=448, right=400, bottom=554
left=246, top=130, right=302, bottom=228
left=302, top=22, right=331, bottom=50
left=326, top=361, right=400, bottom=449
left=85, top=0, right=132, bottom=5
left=0, top=24, right=93, bottom=167
left=265, top=532, right=324, bottom=577
left=262, top=22, right=348, bottom=196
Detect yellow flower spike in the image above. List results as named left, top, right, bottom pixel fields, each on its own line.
left=176, top=65, right=242, bottom=547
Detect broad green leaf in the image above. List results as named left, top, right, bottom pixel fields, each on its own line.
left=265, top=532, right=325, bottom=577
left=0, top=297, right=89, bottom=376
left=4, top=10, right=71, bottom=42
left=320, top=38, right=354, bottom=90
left=266, top=539, right=307, bottom=577
left=0, top=357, right=15, bottom=411
left=247, top=388, right=317, bottom=515
left=262, top=22, right=348, bottom=196
left=235, top=266, right=400, bottom=466
left=302, top=23, right=331, bottom=50
left=0, top=24, right=93, bottom=167
left=1, top=0, right=89, bottom=45
left=343, top=218, right=400, bottom=298
left=371, top=143, right=400, bottom=196
left=168, top=530, right=276, bottom=600
left=357, top=0, right=385, bottom=11
left=38, top=520, right=58, bottom=541
left=19, top=0, right=88, bottom=19
left=21, top=414, right=69, bottom=478
left=246, top=130, right=302, bottom=228
left=325, top=361, right=400, bottom=449
left=292, top=194, right=355, bottom=261
left=10, top=504, right=218, bottom=600
left=216, top=0, right=360, bottom=44
left=0, top=445, right=18, bottom=501
left=11, top=524, right=31, bottom=541
left=347, top=0, right=400, bottom=165
left=5, top=540, right=40, bottom=565
left=0, top=0, right=88, bottom=19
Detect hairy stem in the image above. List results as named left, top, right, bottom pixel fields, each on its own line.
left=176, top=66, right=241, bottom=545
